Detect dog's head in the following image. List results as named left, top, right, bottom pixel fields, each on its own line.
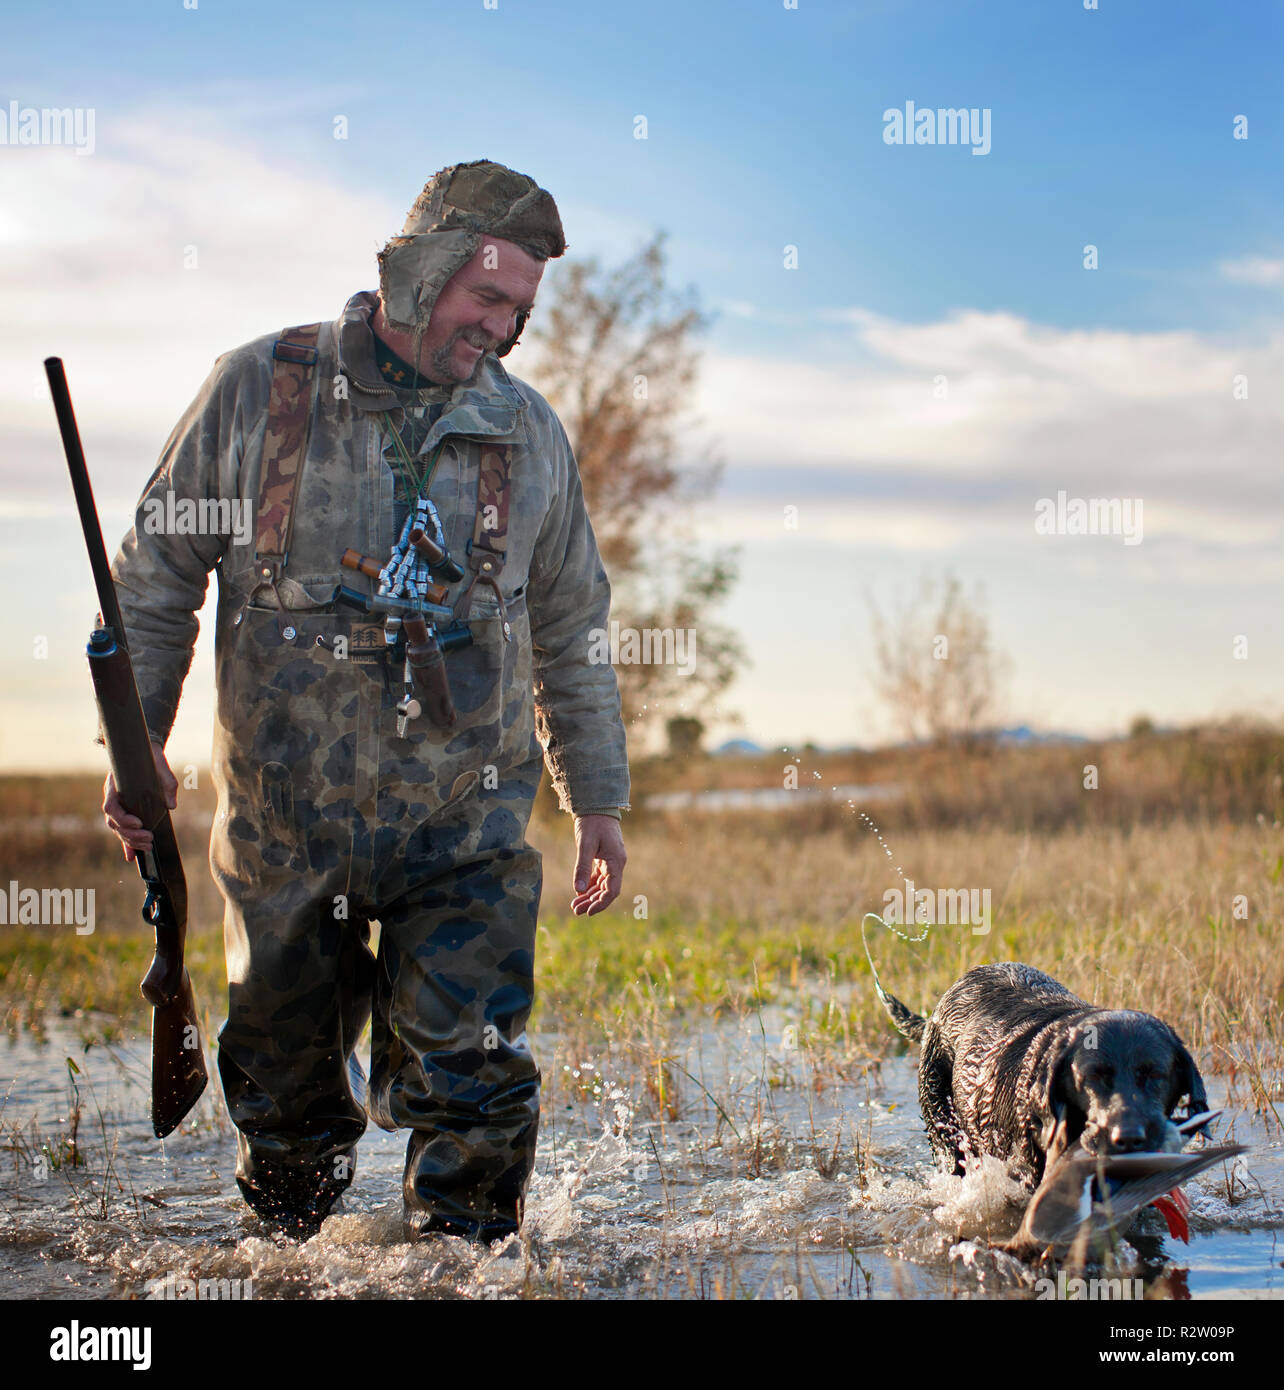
left=1036, top=1011, right=1207, bottom=1165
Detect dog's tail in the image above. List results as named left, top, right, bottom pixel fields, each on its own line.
left=878, top=985, right=928, bottom=1043
left=862, top=913, right=928, bottom=1043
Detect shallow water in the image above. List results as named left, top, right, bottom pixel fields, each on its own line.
left=644, top=783, right=903, bottom=812
left=0, top=1014, right=1280, bottom=1301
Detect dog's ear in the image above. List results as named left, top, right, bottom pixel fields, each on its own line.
left=1036, top=1046, right=1075, bottom=1157
left=1168, top=1032, right=1208, bottom=1119
left=1042, top=1113, right=1071, bottom=1167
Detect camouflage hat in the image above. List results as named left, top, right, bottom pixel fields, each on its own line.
left=378, top=160, right=566, bottom=356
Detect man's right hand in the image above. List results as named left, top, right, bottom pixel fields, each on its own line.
left=102, top=738, right=179, bottom=862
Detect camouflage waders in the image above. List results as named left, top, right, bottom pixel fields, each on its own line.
left=212, top=711, right=544, bottom=1241
left=109, top=283, right=630, bottom=1236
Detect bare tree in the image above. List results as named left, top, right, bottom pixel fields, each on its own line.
left=525, top=232, right=745, bottom=733
left=866, top=572, right=1010, bottom=747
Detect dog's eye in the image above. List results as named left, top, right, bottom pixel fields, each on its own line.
left=1089, top=1066, right=1115, bottom=1088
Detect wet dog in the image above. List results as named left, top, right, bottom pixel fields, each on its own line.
left=879, top=962, right=1208, bottom=1187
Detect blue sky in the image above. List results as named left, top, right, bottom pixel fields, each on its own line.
left=3, top=0, right=1282, bottom=769
left=8, top=1, right=1282, bottom=333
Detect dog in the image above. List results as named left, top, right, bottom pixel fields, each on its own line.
left=879, top=962, right=1208, bottom=1188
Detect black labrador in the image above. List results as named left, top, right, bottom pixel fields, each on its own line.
left=880, top=962, right=1208, bottom=1187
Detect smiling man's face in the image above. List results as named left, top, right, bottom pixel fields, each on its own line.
left=378, top=237, right=545, bottom=386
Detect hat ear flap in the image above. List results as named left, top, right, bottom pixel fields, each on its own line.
left=496, top=309, right=528, bottom=358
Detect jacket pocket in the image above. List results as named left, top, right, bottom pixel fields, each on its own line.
left=213, top=581, right=368, bottom=811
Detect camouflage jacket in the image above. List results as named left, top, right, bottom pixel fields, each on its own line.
left=110, top=291, right=630, bottom=817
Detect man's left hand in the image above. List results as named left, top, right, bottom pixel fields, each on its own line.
left=571, top=815, right=627, bottom=916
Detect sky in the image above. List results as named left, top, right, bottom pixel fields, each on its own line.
left=2, top=0, right=1282, bottom=772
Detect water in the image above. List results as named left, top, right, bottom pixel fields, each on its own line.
left=1, top=1015, right=1280, bottom=1300
left=643, top=783, right=903, bottom=813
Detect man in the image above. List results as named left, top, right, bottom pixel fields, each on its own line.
left=101, top=160, right=630, bottom=1243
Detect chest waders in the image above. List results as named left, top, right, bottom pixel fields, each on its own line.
left=213, top=322, right=543, bottom=1241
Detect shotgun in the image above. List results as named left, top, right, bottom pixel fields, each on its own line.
left=45, top=357, right=208, bottom=1139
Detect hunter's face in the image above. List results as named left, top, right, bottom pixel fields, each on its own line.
left=418, top=238, right=545, bottom=385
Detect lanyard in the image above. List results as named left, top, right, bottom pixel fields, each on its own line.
left=382, top=407, right=447, bottom=504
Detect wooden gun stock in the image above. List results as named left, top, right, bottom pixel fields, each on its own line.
left=46, top=357, right=208, bottom=1139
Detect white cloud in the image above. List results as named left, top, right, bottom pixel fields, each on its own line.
left=1219, top=255, right=1284, bottom=287
left=2, top=118, right=402, bottom=503
left=3, top=112, right=1281, bottom=766
left=683, top=498, right=1283, bottom=570
left=689, top=309, right=1284, bottom=550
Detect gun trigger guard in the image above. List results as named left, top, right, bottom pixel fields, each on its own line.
left=141, top=882, right=162, bottom=926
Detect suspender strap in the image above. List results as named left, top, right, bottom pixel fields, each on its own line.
left=246, top=325, right=513, bottom=645
left=253, top=322, right=322, bottom=576
left=452, top=442, right=514, bottom=629
left=472, top=442, right=512, bottom=561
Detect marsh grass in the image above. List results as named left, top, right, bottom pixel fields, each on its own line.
left=626, top=718, right=1284, bottom=832
left=2, top=728, right=1281, bottom=1138
left=0, top=1052, right=141, bottom=1228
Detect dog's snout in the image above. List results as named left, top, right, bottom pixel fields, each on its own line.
left=1108, top=1122, right=1150, bottom=1153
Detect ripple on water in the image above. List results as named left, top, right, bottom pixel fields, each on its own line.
left=1, top=1023, right=1281, bottom=1299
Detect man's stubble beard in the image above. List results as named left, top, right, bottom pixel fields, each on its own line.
left=428, top=333, right=487, bottom=387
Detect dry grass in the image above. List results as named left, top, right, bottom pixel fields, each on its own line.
left=625, top=717, right=1284, bottom=832
left=531, top=813, right=1282, bottom=1087
left=1, top=726, right=1281, bottom=1130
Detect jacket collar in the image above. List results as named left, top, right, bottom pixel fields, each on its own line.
left=335, top=290, right=524, bottom=441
